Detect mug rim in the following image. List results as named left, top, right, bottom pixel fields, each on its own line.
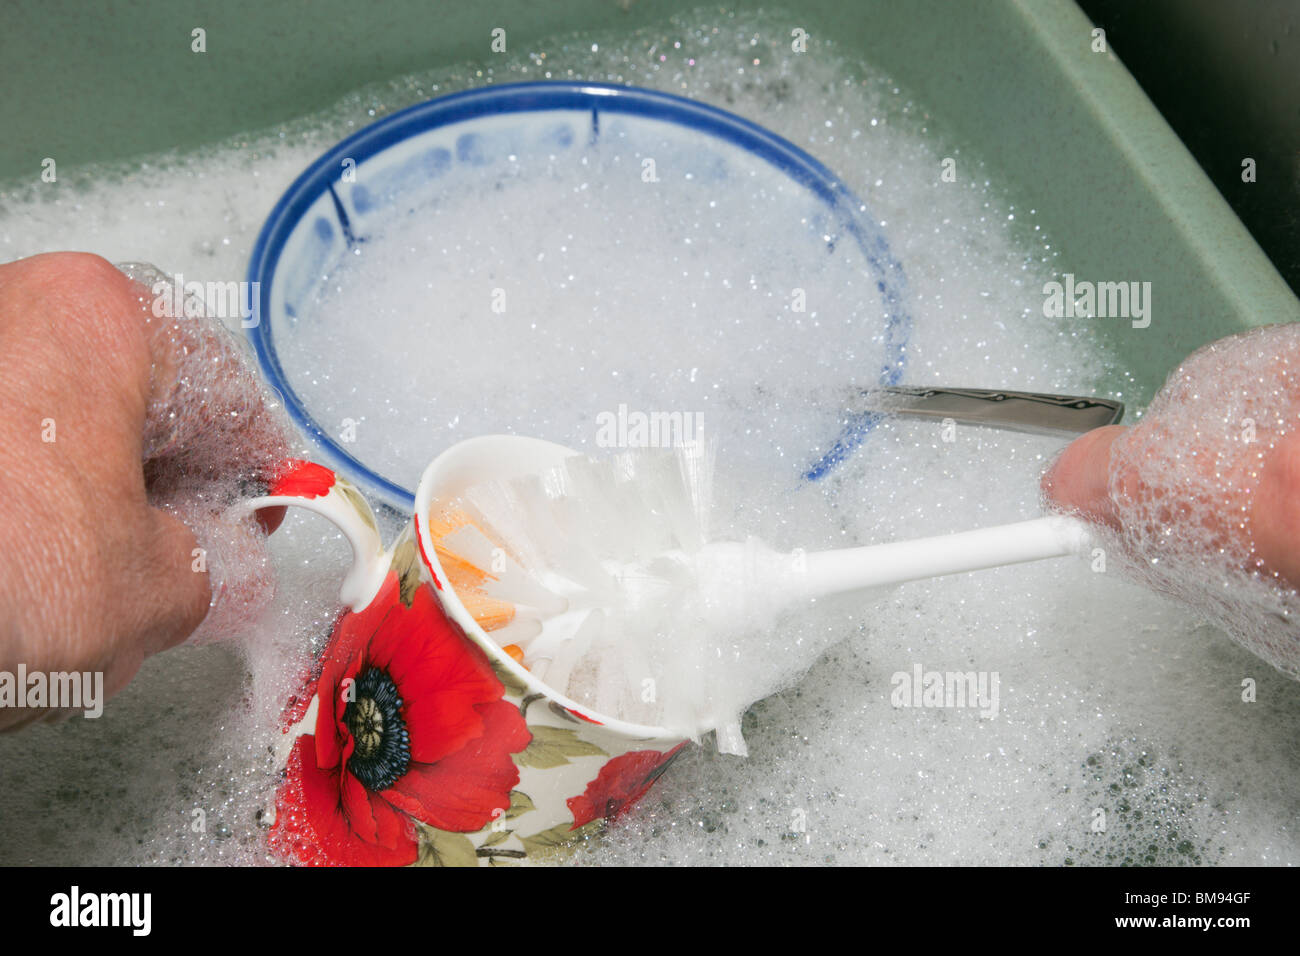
left=412, top=433, right=684, bottom=740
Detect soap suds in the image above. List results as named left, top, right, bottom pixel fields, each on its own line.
left=1072, top=324, right=1300, bottom=679
left=0, top=8, right=1295, bottom=867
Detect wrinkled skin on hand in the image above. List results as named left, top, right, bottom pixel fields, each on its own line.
left=0, top=252, right=292, bottom=729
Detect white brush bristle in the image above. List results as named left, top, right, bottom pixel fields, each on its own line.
left=434, top=439, right=782, bottom=753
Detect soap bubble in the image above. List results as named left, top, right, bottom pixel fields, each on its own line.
left=1057, top=324, right=1300, bottom=679
left=117, top=261, right=298, bottom=643
left=0, top=9, right=1295, bottom=869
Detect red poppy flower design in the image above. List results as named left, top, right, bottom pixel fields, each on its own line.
left=269, top=459, right=336, bottom=499
left=567, top=744, right=687, bottom=829
left=269, top=572, right=532, bottom=866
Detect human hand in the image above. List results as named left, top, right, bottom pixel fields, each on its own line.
left=1041, top=324, right=1300, bottom=676
left=0, top=252, right=292, bottom=729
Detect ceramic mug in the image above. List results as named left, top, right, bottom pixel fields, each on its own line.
left=250, top=435, right=687, bottom=867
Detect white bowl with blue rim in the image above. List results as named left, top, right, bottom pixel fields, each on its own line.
left=247, top=81, right=910, bottom=512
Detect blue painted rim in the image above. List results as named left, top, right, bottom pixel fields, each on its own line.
left=248, top=81, right=909, bottom=509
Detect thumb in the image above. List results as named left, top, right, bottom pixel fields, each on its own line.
left=1040, top=425, right=1127, bottom=528
left=139, top=506, right=213, bottom=657
left=150, top=496, right=278, bottom=645
left=1251, top=430, right=1300, bottom=589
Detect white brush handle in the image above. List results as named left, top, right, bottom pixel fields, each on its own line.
left=692, top=515, right=1093, bottom=631
left=790, top=515, right=1093, bottom=601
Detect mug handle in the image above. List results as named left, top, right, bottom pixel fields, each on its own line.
left=242, top=459, right=392, bottom=611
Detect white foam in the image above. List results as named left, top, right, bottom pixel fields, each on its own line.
left=0, top=8, right=1295, bottom=868
left=286, top=116, right=898, bottom=489
left=115, top=262, right=298, bottom=643
left=1080, top=324, right=1300, bottom=678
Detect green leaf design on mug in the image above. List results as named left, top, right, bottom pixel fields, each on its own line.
left=518, top=819, right=605, bottom=859
left=479, top=829, right=512, bottom=848
left=336, top=480, right=379, bottom=533
left=505, top=790, right=535, bottom=819
left=389, top=536, right=422, bottom=607
left=515, top=725, right=607, bottom=769
left=491, top=659, right=529, bottom=699
left=414, top=826, right=479, bottom=867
